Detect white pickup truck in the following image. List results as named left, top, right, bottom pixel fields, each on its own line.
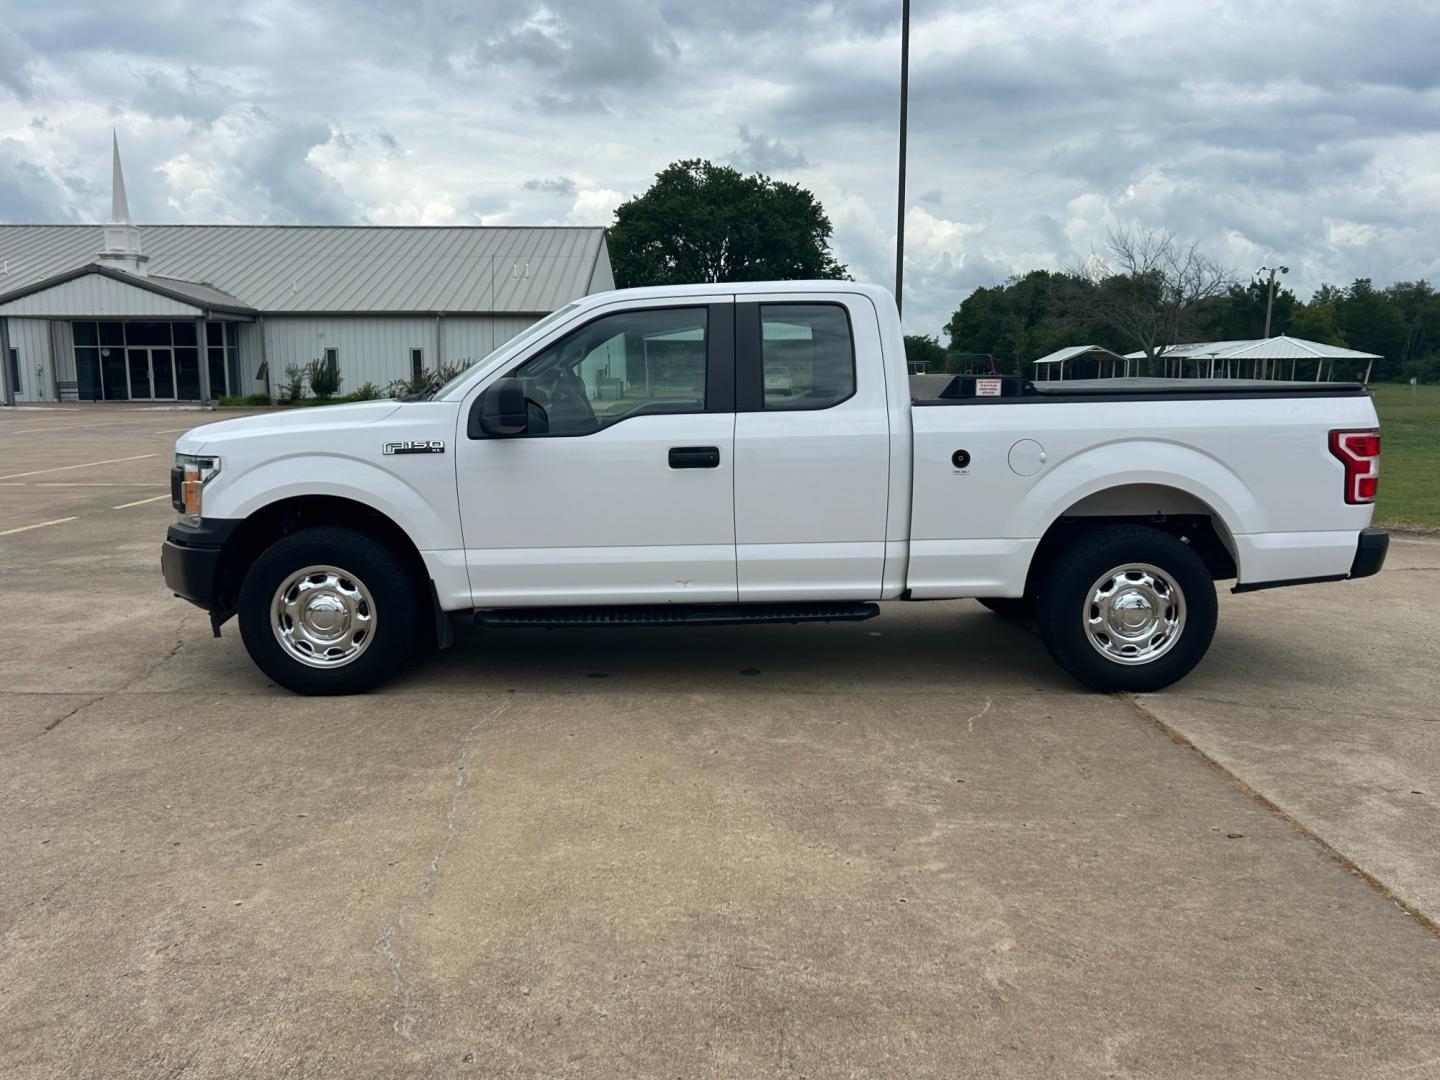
left=162, top=280, right=1387, bottom=695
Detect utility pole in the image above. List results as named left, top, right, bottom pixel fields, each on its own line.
left=894, top=0, right=910, bottom=318
left=1257, top=263, right=1288, bottom=380
left=1259, top=264, right=1288, bottom=338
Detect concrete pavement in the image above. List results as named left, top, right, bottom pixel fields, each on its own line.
left=2, top=405, right=1438, bottom=1079
left=1137, top=533, right=1440, bottom=923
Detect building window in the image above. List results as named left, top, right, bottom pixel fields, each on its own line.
left=324, top=347, right=338, bottom=367
left=411, top=348, right=424, bottom=381
left=72, top=320, right=229, bottom=401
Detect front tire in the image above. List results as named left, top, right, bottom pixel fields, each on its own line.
left=1035, top=525, right=1217, bottom=692
left=237, top=526, right=421, bottom=695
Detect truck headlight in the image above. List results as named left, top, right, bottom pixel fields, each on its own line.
left=172, top=453, right=221, bottom=525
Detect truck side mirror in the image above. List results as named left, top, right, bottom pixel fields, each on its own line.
left=473, top=377, right=528, bottom=437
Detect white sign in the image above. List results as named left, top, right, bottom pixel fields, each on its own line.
left=976, top=377, right=1003, bottom=397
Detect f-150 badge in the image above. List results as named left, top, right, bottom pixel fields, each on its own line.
left=383, top=440, right=446, bottom=455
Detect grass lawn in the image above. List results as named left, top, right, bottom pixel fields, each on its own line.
left=1372, top=383, right=1440, bottom=531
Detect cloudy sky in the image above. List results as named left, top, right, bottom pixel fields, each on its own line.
left=1, top=0, right=1437, bottom=334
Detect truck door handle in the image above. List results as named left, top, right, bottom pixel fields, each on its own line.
left=669, top=446, right=721, bottom=469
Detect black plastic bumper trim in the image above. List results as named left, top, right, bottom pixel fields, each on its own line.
left=161, top=518, right=242, bottom=610
left=1232, top=573, right=1346, bottom=594
left=1349, top=527, right=1389, bottom=580
left=1232, top=528, right=1390, bottom=593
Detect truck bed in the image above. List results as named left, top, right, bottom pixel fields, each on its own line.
left=910, top=374, right=1367, bottom=404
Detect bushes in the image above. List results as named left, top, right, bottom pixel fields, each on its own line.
left=219, top=393, right=275, bottom=406
left=305, top=355, right=342, bottom=399
left=1400, top=357, right=1440, bottom=384
left=383, top=360, right=467, bottom=399
left=348, top=382, right=384, bottom=400
left=220, top=355, right=475, bottom=408
left=219, top=384, right=387, bottom=408
left=280, top=363, right=306, bottom=402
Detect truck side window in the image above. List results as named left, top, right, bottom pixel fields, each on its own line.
left=509, top=306, right=708, bottom=436
left=760, top=304, right=855, bottom=411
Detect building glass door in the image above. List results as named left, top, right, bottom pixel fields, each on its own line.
left=125, top=347, right=178, bottom=400
left=74, top=321, right=224, bottom=401
left=126, top=349, right=151, bottom=398
left=152, top=349, right=175, bottom=398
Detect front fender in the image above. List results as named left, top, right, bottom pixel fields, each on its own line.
left=205, top=452, right=459, bottom=552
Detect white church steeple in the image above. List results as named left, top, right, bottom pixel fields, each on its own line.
left=98, top=131, right=148, bottom=276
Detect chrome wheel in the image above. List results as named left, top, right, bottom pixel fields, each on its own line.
left=1082, top=563, right=1186, bottom=666
left=270, top=565, right=377, bottom=669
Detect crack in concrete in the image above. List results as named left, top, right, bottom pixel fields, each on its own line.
left=1152, top=693, right=1432, bottom=724
left=17, top=615, right=193, bottom=746
left=374, top=701, right=510, bottom=1042
left=1122, top=693, right=1440, bottom=939
left=42, top=694, right=105, bottom=732
left=966, top=696, right=993, bottom=733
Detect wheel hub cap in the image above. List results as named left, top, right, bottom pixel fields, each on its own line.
left=271, top=565, right=376, bottom=669
left=1083, top=563, right=1186, bottom=666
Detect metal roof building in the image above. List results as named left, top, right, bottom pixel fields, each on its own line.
left=1121, top=336, right=1381, bottom=382
left=0, top=140, right=613, bottom=403
left=1031, top=345, right=1132, bottom=380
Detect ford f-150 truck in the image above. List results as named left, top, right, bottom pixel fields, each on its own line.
left=161, top=280, right=1387, bottom=695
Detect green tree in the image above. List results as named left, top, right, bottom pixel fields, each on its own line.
left=1335, top=279, right=1408, bottom=380
left=1066, top=227, right=1234, bottom=358
left=944, top=270, right=1117, bottom=374
left=1287, top=297, right=1347, bottom=349
left=1384, top=280, right=1440, bottom=368
left=1197, top=280, right=1298, bottom=340
left=608, top=159, right=847, bottom=287
left=903, top=334, right=947, bottom=371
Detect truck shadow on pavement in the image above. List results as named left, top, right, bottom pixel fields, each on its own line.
left=392, top=601, right=1074, bottom=697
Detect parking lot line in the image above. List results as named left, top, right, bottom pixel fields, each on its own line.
left=0, top=426, right=146, bottom=437
left=0, top=516, right=80, bottom=537
left=112, top=494, right=172, bottom=509
left=0, top=453, right=158, bottom=480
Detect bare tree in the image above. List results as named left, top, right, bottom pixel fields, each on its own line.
left=1067, top=227, right=1235, bottom=363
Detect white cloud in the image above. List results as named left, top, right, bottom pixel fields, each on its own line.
left=567, top=188, right=623, bottom=225
left=0, top=0, right=1437, bottom=337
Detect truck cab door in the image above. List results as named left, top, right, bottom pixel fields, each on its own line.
left=455, top=299, right=737, bottom=607
left=732, top=293, right=892, bottom=600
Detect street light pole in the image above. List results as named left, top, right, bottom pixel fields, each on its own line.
left=894, top=0, right=910, bottom=318
left=1257, top=263, right=1289, bottom=380
left=1259, top=263, right=1289, bottom=339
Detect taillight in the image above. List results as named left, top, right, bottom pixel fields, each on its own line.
left=1329, top=429, right=1380, bottom=504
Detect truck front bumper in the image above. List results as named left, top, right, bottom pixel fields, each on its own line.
left=161, top=519, right=240, bottom=610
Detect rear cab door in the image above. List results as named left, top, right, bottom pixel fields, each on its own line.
left=732, top=290, right=896, bottom=600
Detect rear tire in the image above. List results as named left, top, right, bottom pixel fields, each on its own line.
left=977, top=596, right=1034, bottom=618
left=1035, top=524, right=1217, bottom=692
left=238, top=526, right=421, bottom=695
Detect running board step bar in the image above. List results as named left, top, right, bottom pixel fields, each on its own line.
left=476, top=602, right=880, bottom=629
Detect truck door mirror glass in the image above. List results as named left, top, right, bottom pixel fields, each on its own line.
left=476, top=377, right=529, bottom=436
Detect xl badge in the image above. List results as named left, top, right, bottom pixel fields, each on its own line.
left=384, top=440, right=446, bottom=455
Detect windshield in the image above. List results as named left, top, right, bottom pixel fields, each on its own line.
left=430, top=302, right=583, bottom=400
